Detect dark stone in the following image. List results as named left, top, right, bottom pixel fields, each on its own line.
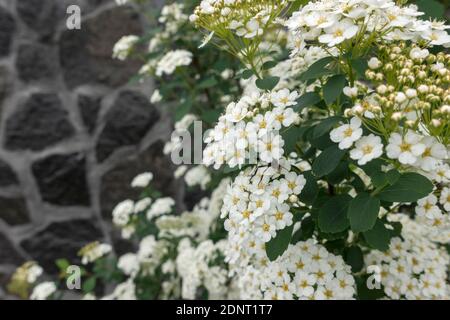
left=0, top=159, right=18, bottom=187
left=0, top=197, right=29, bottom=226
left=78, top=94, right=102, bottom=134
left=59, top=6, right=142, bottom=89
left=0, top=232, right=23, bottom=265
left=4, top=93, right=75, bottom=151
left=16, top=43, right=56, bottom=82
left=100, top=141, right=176, bottom=218
left=16, top=0, right=57, bottom=40
left=0, top=67, right=11, bottom=111
left=20, top=219, right=103, bottom=274
left=32, top=153, right=90, bottom=207
left=96, top=91, right=160, bottom=162
left=0, top=7, right=15, bottom=57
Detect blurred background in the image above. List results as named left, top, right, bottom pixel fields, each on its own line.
left=0, top=0, right=448, bottom=300
left=0, top=0, right=201, bottom=299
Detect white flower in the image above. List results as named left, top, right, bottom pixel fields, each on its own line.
left=225, top=102, right=248, bottom=123
left=415, top=136, right=447, bottom=171
left=150, top=90, right=162, bottom=104
left=330, top=117, right=363, bottom=150
left=272, top=203, right=293, bottom=230
left=236, top=19, right=263, bottom=39
left=184, top=165, right=211, bottom=190
left=258, top=134, right=284, bottom=163
left=134, top=198, right=152, bottom=214
left=131, top=172, right=153, bottom=188
left=386, top=131, right=426, bottom=165
left=27, top=265, right=43, bottom=283
left=112, top=35, right=139, bottom=61
left=439, top=187, right=450, bottom=211
left=118, top=253, right=140, bottom=276
left=80, top=242, right=112, bottom=265
left=349, top=134, right=383, bottom=165
left=115, top=0, right=128, bottom=5
left=156, top=50, right=192, bottom=77
left=271, top=89, right=299, bottom=108
left=147, top=197, right=175, bottom=219
left=343, top=86, right=358, bottom=98
left=112, top=200, right=134, bottom=226
left=30, top=282, right=56, bottom=300
left=281, top=172, right=306, bottom=195
left=416, top=195, right=441, bottom=219
left=174, top=165, right=188, bottom=178
left=409, top=47, right=429, bottom=60
left=318, top=19, right=359, bottom=47
left=368, top=57, right=382, bottom=70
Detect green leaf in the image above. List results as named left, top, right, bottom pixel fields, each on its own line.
left=348, top=193, right=380, bottom=232
left=377, top=172, right=434, bottom=203
left=298, top=171, right=318, bottom=205
left=174, top=99, right=193, bottom=121
left=293, top=92, right=321, bottom=112
left=363, top=219, right=394, bottom=251
left=55, top=259, right=70, bottom=272
left=266, top=224, right=294, bottom=261
left=327, top=161, right=349, bottom=185
left=300, top=56, right=335, bottom=81
left=198, top=77, right=218, bottom=89
left=318, top=195, right=352, bottom=233
left=262, top=60, right=278, bottom=70
left=255, top=76, right=280, bottom=91
left=312, top=145, right=346, bottom=177
left=351, top=58, right=368, bottom=79
left=82, top=277, right=97, bottom=293
left=312, top=116, right=342, bottom=139
left=241, top=69, right=254, bottom=79
left=344, top=246, right=364, bottom=272
left=201, top=109, right=222, bottom=124
left=323, top=74, right=347, bottom=105
left=415, top=0, right=445, bottom=19
left=291, top=217, right=315, bottom=243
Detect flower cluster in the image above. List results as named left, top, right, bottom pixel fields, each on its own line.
left=221, top=158, right=307, bottom=264
left=112, top=35, right=139, bottom=61
left=78, top=242, right=112, bottom=265
left=203, top=90, right=300, bottom=168
left=176, top=239, right=230, bottom=299
left=287, top=0, right=450, bottom=50
left=191, top=0, right=288, bottom=40
left=365, top=215, right=449, bottom=299
left=155, top=50, right=193, bottom=77
left=234, top=241, right=356, bottom=300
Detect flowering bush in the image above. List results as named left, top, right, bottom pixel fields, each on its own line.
left=8, top=0, right=450, bottom=300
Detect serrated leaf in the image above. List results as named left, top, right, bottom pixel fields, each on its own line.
left=348, top=193, right=380, bottom=232
left=312, top=145, right=346, bottom=177
left=318, top=195, right=351, bottom=233
left=377, top=173, right=434, bottom=203
left=266, top=224, right=294, bottom=261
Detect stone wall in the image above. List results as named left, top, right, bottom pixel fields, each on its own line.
left=0, top=0, right=182, bottom=298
